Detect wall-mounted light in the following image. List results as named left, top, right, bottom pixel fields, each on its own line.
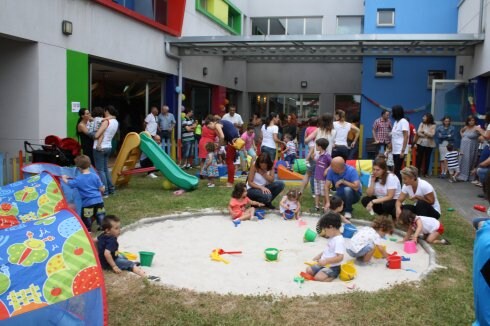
left=202, top=67, right=208, bottom=76
left=62, top=20, right=73, bottom=36
left=234, top=77, right=238, bottom=85
left=459, top=65, right=464, bottom=75
left=300, top=81, right=308, bottom=88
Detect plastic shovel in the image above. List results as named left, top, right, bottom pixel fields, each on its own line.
left=218, top=249, right=242, bottom=255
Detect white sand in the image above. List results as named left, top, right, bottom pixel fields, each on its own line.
left=119, top=213, right=430, bottom=297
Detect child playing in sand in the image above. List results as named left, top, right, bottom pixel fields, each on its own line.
left=305, top=212, right=344, bottom=282
left=62, top=155, right=105, bottom=233
left=229, top=182, right=264, bottom=221
left=201, top=142, right=219, bottom=188
left=346, top=215, right=394, bottom=263
left=399, top=209, right=450, bottom=244
left=311, top=138, right=332, bottom=213
left=97, top=215, right=160, bottom=281
left=445, top=144, right=461, bottom=183
left=282, top=133, right=297, bottom=168
left=279, top=189, right=301, bottom=220
left=316, top=196, right=351, bottom=234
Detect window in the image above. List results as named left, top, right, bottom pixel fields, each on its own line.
left=196, top=0, right=242, bottom=35
left=427, top=70, right=447, bottom=89
left=337, top=16, right=364, bottom=34
left=111, top=0, right=168, bottom=24
left=377, top=9, right=395, bottom=26
left=250, top=94, right=319, bottom=120
left=251, top=17, right=322, bottom=35
left=376, top=58, right=393, bottom=77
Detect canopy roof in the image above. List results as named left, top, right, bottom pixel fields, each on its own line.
left=166, top=33, right=484, bottom=63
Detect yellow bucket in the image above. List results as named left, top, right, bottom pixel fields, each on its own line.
left=373, top=245, right=386, bottom=259
left=339, top=262, right=357, bottom=281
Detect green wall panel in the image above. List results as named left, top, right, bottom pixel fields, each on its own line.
left=66, top=50, right=89, bottom=139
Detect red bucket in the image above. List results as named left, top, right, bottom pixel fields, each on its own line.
left=386, top=255, right=401, bottom=269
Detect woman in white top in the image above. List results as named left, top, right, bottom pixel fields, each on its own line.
left=246, top=152, right=285, bottom=208
left=395, top=166, right=441, bottom=220
left=93, top=105, right=119, bottom=197
left=361, top=157, right=401, bottom=220
left=260, top=112, right=283, bottom=160
left=332, top=110, right=359, bottom=160
left=300, top=114, right=336, bottom=195
left=390, top=105, right=409, bottom=182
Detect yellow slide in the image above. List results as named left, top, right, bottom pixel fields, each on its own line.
left=111, top=132, right=141, bottom=186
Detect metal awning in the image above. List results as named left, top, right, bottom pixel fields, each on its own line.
left=166, top=33, right=484, bottom=63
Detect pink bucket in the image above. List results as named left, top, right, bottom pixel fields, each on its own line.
left=404, top=240, right=418, bottom=254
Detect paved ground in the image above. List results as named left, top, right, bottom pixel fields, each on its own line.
left=429, top=177, right=487, bottom=225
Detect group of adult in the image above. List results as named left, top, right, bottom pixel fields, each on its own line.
left=76, top=106, right=119, bottom=197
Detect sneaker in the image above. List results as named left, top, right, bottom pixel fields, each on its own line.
left=207, top=184, right=215, bottom=188
left=452, top=176, right=458, bottom=183
left=448, top=178, right=454, bottom=183
left=344, top=212, right=352, bottom=219
left=147, top=173, right=158, bottom=179
left=471, top=180, right=480, bottom=185
left=147, top=275, right=161, bottom=282
left=184, top=164, right=191, bottom=169
left=103, top=195, right=109, bottom=199
left=309, top=207, right=321, bottom=213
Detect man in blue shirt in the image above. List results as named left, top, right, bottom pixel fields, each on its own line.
left=158, top=105, right=176, bottom=155
left=325, top=157, right=361, bottom=219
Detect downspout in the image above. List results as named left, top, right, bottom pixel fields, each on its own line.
left=165, top=41, right=183, bottom=163
left=479, top=0, right=484, bottom=34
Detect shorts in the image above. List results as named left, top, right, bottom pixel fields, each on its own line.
left=448, top=167, right=460, bottom=174
left=310, top=264, right=341, bottom=279
left=439, top=142, right=449, bottom=161
left=435, top=222, right=445, bottom=235
left=115, top=255, right=136, bottom=271
left=347, top=243, right=375, bottom=258
left=82, top=203, right=105, bottom=230
left=314, top=179, right=325, bottom=196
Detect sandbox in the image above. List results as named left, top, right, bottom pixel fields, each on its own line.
left=119, top=211, right=435, bottom=297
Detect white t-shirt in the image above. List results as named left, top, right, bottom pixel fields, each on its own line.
left=401, top=178, right=441, bottom=213
left=333, top=121, right=351, bottom=146
left=279, top=196, right=299, bottom=213
left=412, top=215, right=440, bottom=234
left=391, top=118, right=409, bottom=155
left=222, top=113, right=243, bottom=128
left=320, top=234, right=345, bottom=267
left=247, top=170, right=268, bottom=189
left=145, top=113, right=158, bottom=136
left=261, top=125, right=278, bottom=149
left=368, top=173, right=401, bottom=199
left=315, top=129, right=336, bottom=155
left=95, top=119, right=119, bottom=149
left=348, top=227, right=382, bottom=253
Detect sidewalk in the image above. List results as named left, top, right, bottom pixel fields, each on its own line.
left=429, top=177, right=487, bottom=225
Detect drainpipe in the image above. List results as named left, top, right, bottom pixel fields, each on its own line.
left=479, top=0, right=484, bottom=34
left=165, top=41, right=183, bottom=163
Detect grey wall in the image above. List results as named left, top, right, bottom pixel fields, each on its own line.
left=247, top=62, right=362, bottom=114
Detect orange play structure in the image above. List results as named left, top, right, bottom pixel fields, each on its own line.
left=277, top=165, right=304, bottom=180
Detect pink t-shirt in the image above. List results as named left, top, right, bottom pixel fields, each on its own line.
left=305, top=126, right=318, bottom=147
left=241, top=132, right=255, bottom=150
left=229, top=197, right=251, bottom=219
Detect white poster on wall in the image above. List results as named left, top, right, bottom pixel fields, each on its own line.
left=71, top=102, right=80, bottom=113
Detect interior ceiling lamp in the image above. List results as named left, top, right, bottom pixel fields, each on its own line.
left=62, top=20, right=73, bottom=35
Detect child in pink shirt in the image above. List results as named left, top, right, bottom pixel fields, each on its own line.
left=228, top=182, right=264, bottom=221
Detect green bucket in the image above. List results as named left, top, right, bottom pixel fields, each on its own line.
left=139, top=251, right=155, bottom=267
left=264, top=248, right=279, bottom=261
left=293, top=159, right=307, bottom=175
left=304, top=228, right=317, bottom=242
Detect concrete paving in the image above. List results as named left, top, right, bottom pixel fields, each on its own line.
left=429, top=177, right=487, bottom=225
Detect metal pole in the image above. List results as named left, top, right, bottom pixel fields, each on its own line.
left=145, top=82, right=149, bottom=116
left=165, top=41, right=183, bottom=161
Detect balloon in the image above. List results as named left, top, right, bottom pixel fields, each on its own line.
left=224, top=99, right=229, bottom=105
left=181, top=94, right=186, bottom=101
left=175, top=86, right=181, bottom=93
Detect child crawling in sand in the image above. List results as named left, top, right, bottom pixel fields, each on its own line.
left=229, top=182, right=264, bottom=221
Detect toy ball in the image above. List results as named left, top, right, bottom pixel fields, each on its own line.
left=175, top=86, right=181, bottom=93
left=181, top=94, right=186, bottom=101
left=162, top=179, right=174, bottom=190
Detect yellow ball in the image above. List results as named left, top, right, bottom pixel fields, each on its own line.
left=162, top=179, right=174, bottom=190
left=181, top=94, right=186, bottom=101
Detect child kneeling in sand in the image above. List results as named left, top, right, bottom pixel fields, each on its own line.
left=98, top=215, right=160, bottom=281
left=279, top=189, right=301, bottom=220
left=399, top=209, right=450, bottom=244
left=305, top=212, right=344, bottom=282
left=229, top=182, right=264, bottom=221
left=347, top=215, right=394, bottom=263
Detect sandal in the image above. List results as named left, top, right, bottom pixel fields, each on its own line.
left=440, top=238, right=451, bottom=245
left=147, top=275, right=161, bottom=282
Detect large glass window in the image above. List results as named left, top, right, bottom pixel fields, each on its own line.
left=337, top=16, right=364, bottom=34
left=250, top=94, right=319, bottom=120
left=251, top=17, right=322, bottom=36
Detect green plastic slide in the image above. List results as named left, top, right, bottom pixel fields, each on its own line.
left=139, top=133, right=199, bottom=190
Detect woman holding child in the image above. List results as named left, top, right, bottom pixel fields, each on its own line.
left=395, top=166, right=441, bottom=220
left=76, top=108, right=94, bottom=164
left=93, top=105, right=118, bottom=197
left=247, top=152, right=285, bottom=209
left=361, top=157, right=401, bottom=220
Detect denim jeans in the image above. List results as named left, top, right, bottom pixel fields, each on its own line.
left=477, top=167, right=490, bottom=184
left=160, top=135, right=172, bottom=155
left=247, top=181, right=285, bottom=205
left=182, top=141, right=194, bottom=160
left=93, top=148, right=114, bottom=196
left=335, top=186, right=361, bottom=213
left=260, top=146, right=277, bottom=161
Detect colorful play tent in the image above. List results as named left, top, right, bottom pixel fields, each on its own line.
left=0, top=172, right=106, bottom=325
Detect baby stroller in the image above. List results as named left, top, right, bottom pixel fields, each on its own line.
left=24, top=135, right=81, bottom=166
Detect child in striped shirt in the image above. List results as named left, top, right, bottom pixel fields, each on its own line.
left=445, top=144, right=461, bottom=183
left=283, top=133, right=297, bottom=168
